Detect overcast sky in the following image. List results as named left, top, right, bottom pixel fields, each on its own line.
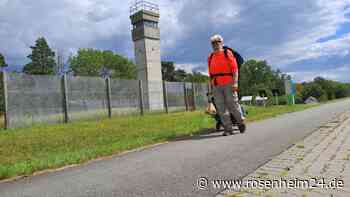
left=1, top=0, right=350, bottom=82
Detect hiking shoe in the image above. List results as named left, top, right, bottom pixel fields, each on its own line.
left=238, top=123, right=246, bottom=133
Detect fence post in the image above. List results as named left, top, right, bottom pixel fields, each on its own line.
left=183, top=82, right=188, bottom=111
left=106, top=77, right=112, bottom=118
left=61, top=73, right=69, bottom=123
left=139, top=80, right=144, bottom=116
left=2, top=72, right=9, bottom=129
left=207, top=81, right=211, bottom=94
left=192, top=82, right=196, bottom=111
left=162, top=81, right=168, bottom=113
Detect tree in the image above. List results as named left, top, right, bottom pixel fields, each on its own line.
left=173, top=69, right=187, bottom=82
left=185, top=71, right=210, bottom=83
left=23, top=37, right=56, bottom=75
left=0, top=53, right=7, bottom=68
left=313, top=76, right=336, bottom=100
left=239, top=59, right=289, bottom=96
left=69, top=49, right=136, bottom=79
left=301, top=82, right=326, bottom=101
left=161, top=61, right=176, bottom=81
left=334, top=83, right=349, bottom=98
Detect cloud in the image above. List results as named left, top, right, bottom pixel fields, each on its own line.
left=169, top=0, right=350, bottom=64
left=164, top=0, right=350, bottom=82
left=288, top=65, right=350, bottom=83
left=0, top=0, right=133, bottom=65
left=0, top=0, right=350, bottom=82
left=174, top=62, right=208, bottom=75
left=281, top=32, right=350, bottom=77
left=158, top=1, right=186, bottom=53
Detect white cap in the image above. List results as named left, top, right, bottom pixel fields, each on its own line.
left=210, top=34, right=224, bottom=43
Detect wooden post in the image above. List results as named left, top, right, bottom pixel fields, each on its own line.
left=106, top=77, right=112, bottom=118
left=61, top=74, right=69, bottom=123
left=192, top=82, right=196, bottom=111
left=2, top=72, right=9, bottom=129
left=207, top=81, right=211, bottom=94
left=139, top=80, right=144, bottom=116
left=162, top=81, right=169, bottom=113
left=183, top=82, right=188, bottom=111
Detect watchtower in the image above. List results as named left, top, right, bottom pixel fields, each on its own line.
left=130, top=0, right=163, bottom=110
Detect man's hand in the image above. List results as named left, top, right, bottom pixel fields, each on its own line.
left=232, top=87, right=239, bottom=92
left=232, top=72, right=239, bottom=92
left=232, top=83, right=239, bottom=92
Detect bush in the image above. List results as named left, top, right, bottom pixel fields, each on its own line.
left=295, top=94, right=304, bottom=104
left=301, top=82, right=326, bottom=101
left=277, top=95, right=287, bottom=105
left=335, top=84, right=350, bottom=98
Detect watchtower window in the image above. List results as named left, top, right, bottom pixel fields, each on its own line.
left=133, top=20, right=158, bottom=29
left=144, top=20, right=158, bottom=28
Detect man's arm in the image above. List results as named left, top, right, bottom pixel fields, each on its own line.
left=233, top=72, right=239, bottom=89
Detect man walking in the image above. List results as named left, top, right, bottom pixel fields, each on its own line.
left=208, top=34, right=246, bottom=136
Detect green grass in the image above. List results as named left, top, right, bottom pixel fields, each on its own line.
left=0, top=116, right=3, bottom=129
left=0, top=104, right=319, bottom=180
left=244, top=104, right=319, bottom=122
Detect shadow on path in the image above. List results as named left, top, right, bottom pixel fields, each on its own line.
left=168, top=127, right=241, bottom=141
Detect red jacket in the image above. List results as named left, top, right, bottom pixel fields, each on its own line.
left=208, top=50, right=238, bottom=86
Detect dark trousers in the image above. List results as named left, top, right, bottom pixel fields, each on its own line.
left=213, top=82, right=243, bottom=132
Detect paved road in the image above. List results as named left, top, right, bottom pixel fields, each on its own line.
left=220, top=108, right=350, bottom=196
left=1, top=99, right=350, bottom=197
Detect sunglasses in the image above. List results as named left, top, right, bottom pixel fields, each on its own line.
left=211, top=41, right=222, bottom=44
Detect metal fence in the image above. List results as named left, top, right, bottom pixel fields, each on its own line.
left=2, top=72, right=209, bottom=129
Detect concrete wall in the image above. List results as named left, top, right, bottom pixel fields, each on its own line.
left=134, top=39, right=148, bottom=82
left=132, top=27, right=160, bottom=41
left=133, top=38, right=164, bottom=110
left=144, top=39, right=162, bottom=82
left=130, top=10, right=159, bottom=24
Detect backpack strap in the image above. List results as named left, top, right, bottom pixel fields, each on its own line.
left=223, top=46, right=230, bottom=59
left=208, top=53, right=214, bottom=68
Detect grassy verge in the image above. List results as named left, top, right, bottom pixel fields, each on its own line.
left=244, top=104, right=319, bottom=122
left=0, top=104, right=318, bottom=180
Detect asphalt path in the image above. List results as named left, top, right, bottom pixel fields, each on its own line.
left=1, top=99, right=350, bottom=197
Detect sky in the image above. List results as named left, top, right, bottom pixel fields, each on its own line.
left=1, top=0, right=350, bottom=83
